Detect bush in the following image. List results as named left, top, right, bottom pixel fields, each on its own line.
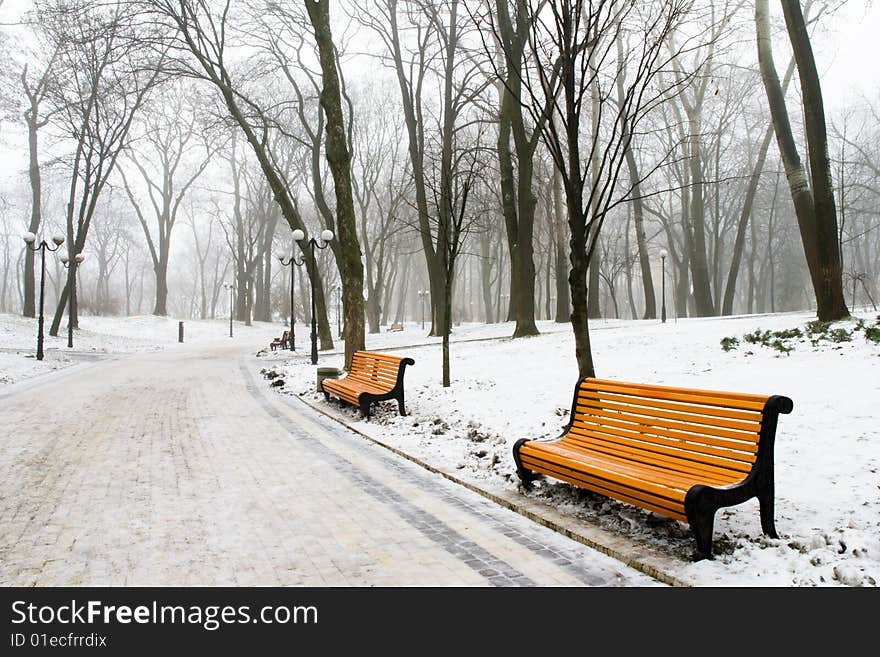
left=720, top=336, right=739, bottom=352
left=828, top=328, right=852, bottom=343
left=770, top=339, right=793, bottom=355
left=743, top=329, right=772, bottom=346
left=864, top=326, right=880, bottom=344
left=806, top=320, right=831, bottom=337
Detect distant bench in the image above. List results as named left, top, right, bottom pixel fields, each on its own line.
left=513, top=377, right=793, bottom=559
left=321, top=350, right=414, bottom=419
left=270, top=330, right=290, bottom=351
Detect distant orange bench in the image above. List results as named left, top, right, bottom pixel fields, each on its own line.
left=270, top=330, right=290, bottom=351
left=513, top=378, right=793, bottom=559
left=321, top=350, right=414, bottom=418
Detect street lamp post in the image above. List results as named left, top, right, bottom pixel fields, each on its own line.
left=22, top=232, right=65, bottom=361
left=335, top=284, right=342, bottom=339
left=223, top=283, right=234, bottom=337
left=660, top=249, right=667, bottom=324
left=292, top=228, right=334, bottom=365
left=60, top=251, right=86, bottom=349
left=278, top=251, right=305, bottom=351
left=417, top=290, right=428, bottom=330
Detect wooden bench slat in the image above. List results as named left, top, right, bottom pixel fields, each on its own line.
left=583, top=385, right=768, bottom=413
left=532, top=440, right=741, bottom=489
left=588, top=378, right=771, bottom=405
left=572, top=406, right=761, bottom=451
left=566, top=424, right=759, bottom=471
left=518, top=444, right=695, bottom=503
left=559, top=433, right=753, bottom=483
left=565, top=425, right=757, bottom=472
left=517, top=454, right=690, bottom=521
left=578, top=390, right=763, bottom=424
left=576, top=395, right=763, bottom=432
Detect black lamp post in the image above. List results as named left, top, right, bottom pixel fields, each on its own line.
left=60, top=250, right=86, bottom=349
left=418, top=290, right=428, bottom=330
left=335, top=284, right=342, bottom=339
left=279, top=251, right=305, bottom=351
left=660, top=249, right=667, bottom=324
left=223, top=283, right=234, bottom=337
left=292, top=228, right=334, bottom=365
left=22, top=231, right=65, bottom=361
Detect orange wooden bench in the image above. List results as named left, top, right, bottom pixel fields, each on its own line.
left=321, top=350, right=415, bottom=418
left=513, top=377, right=793, bottom=559
left=270, top=330, right=290, bottom=351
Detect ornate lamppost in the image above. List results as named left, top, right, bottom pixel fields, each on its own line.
left=22, top=232, right=65, bottom=361
left=60, top=250, right=86, bottom=349
left=292, top=228, right=334, bottom=365
left=660, top=249, right=667, bottom=324
left=278, top=250, right=305, bottom=351
left=223, top=282, right=234, bottom=337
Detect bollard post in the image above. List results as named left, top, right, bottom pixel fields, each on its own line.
left=179, top=321, right=184, bottom=343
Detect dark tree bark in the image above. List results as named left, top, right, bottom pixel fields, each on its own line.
left=493, top=0, right=542, bottom=337
left=756, top=0, right=848, bottom=321
left=21, top=56, right=56, bottom=318
left=305, top=0, right=366, bottom=368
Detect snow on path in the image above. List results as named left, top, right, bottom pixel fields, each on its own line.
left=0, top=338, right=657, bottom=587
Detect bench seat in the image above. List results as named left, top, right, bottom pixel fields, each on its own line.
left=513, top=377, right=793, bottom=558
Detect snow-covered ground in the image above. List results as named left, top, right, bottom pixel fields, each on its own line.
left=0, top=313, right=278, bottom=386
left=265, top=309, right=880, bottom=587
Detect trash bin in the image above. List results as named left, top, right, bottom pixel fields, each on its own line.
left=316, top=366, right=341, bottom=392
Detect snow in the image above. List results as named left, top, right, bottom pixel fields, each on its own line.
left=0, top=313, right=278, bottom=387
left=265, top=310, right=880, bottom=587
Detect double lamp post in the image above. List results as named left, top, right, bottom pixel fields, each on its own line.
left=279, top=228, right=334, bottom=365
left=22, top=232, right=84, bottom=360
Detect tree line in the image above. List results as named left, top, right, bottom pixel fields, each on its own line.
left=0, top=0, right=876, bottom=385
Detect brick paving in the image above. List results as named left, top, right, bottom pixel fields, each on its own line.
left=0, top=341, right=660, bottom=586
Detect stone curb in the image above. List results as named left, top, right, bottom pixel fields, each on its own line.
left=280, top=387, right=694, bottom=588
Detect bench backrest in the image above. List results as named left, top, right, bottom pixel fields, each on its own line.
left=348, top=351, right=408, bottom=388
left=565, top=378, right=789, bottom=480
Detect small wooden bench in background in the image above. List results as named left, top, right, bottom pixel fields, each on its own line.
left=388, top=322, right=404, bottom=332
left=321, top=350, right=414, bottom=418
left=270, top=330, right=290, bottom=351
left=513, top=377, right=793, bottom=559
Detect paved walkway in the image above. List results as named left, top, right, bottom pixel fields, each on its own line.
left=0, top=340, right=659, bottom=586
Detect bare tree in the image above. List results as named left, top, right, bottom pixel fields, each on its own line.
left=40, top=0, right=162, bottom=340
left=141, top=0, right=338, bottom=349
left=352, top=0, right=492, bottom=340
left=755, top=0, right=848, bottom=321
left=520, top=0, right=692, bottom=378
left=19, top=41, right=60, bottom=318
left=119, top=86, right=215, bottom=316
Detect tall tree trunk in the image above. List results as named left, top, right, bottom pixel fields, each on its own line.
left=756, top=0, right=848, bottom=321
left=552, top=168, right=570, bottom=323
left=306, top=0, right=366, bottom=368
left=23, top=113, right=42, bottom=318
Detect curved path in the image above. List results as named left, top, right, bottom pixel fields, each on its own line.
left=0, top=340, right=659, bottom=586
